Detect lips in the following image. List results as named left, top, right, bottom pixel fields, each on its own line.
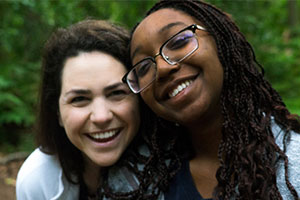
left=160, top=74, right=198, bottom=100
left=86, top=128, right=121, bottom=143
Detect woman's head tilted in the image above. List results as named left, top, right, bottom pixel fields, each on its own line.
left=37, top=19, right=140, bottom=182
left=128, top=0, right=274, bottom=127
left=125, top=0, right=300, bottom=199
left=129, top=7, right=223, bottom=127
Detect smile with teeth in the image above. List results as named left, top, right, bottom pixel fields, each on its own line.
left=89, top=129, right=119, bottom=140
left=169, top=80, right=193, bottom=98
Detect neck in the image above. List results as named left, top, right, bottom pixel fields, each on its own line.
left=185, top=111, right=223, bottom=199
left=186, top=110, right=223, bottom=162
left=83, top=157, right=103, bottom=195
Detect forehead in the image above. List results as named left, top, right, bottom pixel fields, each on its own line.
left=131, top=8, right=201, bottom=57
left=136, top=8, right=197, bottom=34
left=61, top=51, right=126, bottom=87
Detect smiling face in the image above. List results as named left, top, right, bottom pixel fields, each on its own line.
left=131, top=8, right=224, bottom=127
left=59, top=51, right=140, bottom=167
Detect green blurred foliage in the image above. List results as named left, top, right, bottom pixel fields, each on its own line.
left=207, top=0, right=300, bottom=114
left=0, top=0, right=299, bottom=153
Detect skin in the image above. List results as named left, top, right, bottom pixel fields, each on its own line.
left=59, top=51, right=140, bottom=193
left=131, top=8, right=224, bottom=198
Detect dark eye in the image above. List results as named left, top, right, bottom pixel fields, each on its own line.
left=108, top=87, right=132, bottom=100
left=165, top=31, right=193, bottom=51
left=136, top=60, right=152, bottom=77
left=70, top=96, right=90, bottom=107
left=71, top=96, right=88, bottom=103
left=109, top=90, right=127, bottom=97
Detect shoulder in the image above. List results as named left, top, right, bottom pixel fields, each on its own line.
left=272, top=122, right=300, bottom=198
left=16, top=148, right=61, bottom=187
left=272, top=121, right=300, bottom=165
left=16, top=148, right=79, bottom=200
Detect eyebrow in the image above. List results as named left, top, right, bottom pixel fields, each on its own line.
left=64, top=83, right=125, bottom=96
left=158, top=22, right=186, bottom=34
left=103, top=82, right=126, bottom=92
left=131, top=21, right=187, bottom=60
left=65, top=89, right=91, bottom=96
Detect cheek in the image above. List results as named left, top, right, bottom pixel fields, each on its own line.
left=140, top=88, right=165, bottom=117
left=141, top=88, right=165, bottom=114
left=59, top=107, right=87, bottom=134
left=61, top=115, right=78, bottom=134
left=140, top=86, right=156, bottom=107
left=207, top=60, right=224, bottom=94
left=129, top=108, right=140, bottom=135
left=117, top=98, right=141, bottom=133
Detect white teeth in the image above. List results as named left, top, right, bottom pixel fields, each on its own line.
left=90, top=130, right=118, bottom=140
left=169, top=80, right=193, bottom=98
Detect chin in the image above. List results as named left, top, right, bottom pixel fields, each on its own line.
left=95, top=155, right=121, bottom=167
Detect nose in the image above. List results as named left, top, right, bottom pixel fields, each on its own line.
left=155, top=56, right=180, bottom=82
left=90, top=99, right=113, bottom=126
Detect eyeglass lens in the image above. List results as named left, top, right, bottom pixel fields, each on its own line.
left=126, top=59, right=156, bottom=93
left=162, top=29, right=198, bottom=64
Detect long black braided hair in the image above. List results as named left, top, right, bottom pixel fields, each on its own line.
left=101, top=0, right=300, bottom=199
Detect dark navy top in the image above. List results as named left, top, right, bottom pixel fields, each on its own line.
left=164, top=160, right=213, bottom=200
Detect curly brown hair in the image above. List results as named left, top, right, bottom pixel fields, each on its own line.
left=101, top=0, right=300, bottom=200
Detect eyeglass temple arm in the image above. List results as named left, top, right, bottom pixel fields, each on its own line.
left=195, top=24, right=207, bottom=31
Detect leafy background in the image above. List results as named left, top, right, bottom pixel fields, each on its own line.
left=0, top=0, right=299, bottom=154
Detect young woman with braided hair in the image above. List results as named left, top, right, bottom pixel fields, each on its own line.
left=118, top=0, right=300, bottom=199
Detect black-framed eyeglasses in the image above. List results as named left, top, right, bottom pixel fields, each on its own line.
left=122, top=24, right=207, bottom=94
